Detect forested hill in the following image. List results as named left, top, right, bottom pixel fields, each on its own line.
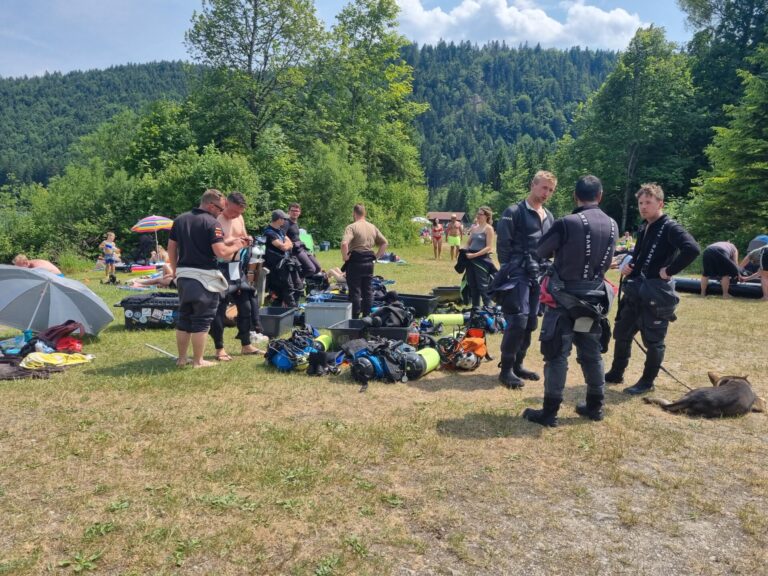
left=0, top=46, right=616, bottom=190
left=404, top=42, right=617, bottom=196
left=0, top=61, right=190, bottom=184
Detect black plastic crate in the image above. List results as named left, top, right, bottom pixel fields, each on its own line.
left=115, top=292, right=179, bottom=330
left=328, top=319, right=409, bottom=347
left=397, top=293, right=439, bottom=317
left=259, top=306, right=296, bottom=338
left=431, top=286, right=462, bottom=304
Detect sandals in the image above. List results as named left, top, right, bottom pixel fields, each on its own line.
left=215, top=353, right=234, bottom=362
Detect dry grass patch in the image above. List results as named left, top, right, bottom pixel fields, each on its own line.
left=0, top=246, right=766, bottom=575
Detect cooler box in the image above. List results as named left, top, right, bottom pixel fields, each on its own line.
left=431, top=286, right=462, bottom=304
left=259, top=307, right=296, bottom=338
left=304, top=301, right=353, bottom=329
left=329, top=319, right=409, bottom=347
left=116, top=292, right=179, bottom=330
left=397, top=294, right=438, bottom=317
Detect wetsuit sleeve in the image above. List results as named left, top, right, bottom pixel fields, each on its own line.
left=665, top=222, right=700, bottom=276
left=535, top=219, right=565, bottom=260
left=495, top=205, right=517, bottom=264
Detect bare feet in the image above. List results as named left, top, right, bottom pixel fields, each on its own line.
left=193, top=359, right=217, bottom=368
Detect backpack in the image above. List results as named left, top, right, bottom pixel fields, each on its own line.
left=37, top=320, right=86, bottom=347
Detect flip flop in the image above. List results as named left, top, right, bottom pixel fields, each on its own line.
left=215, top=353, right=234, bottom=362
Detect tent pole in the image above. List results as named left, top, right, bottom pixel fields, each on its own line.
left=27, top=281, right=49, bottom=331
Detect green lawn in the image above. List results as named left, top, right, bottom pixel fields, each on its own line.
left=1, top=245, right=766, bottom=575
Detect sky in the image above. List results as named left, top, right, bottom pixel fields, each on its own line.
left=0, top=0, right=692, bottom=78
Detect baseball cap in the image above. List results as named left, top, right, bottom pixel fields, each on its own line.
left=271, top=209, right=289, bottom=221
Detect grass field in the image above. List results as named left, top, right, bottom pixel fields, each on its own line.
left=1, top=245, right=766, bottom=575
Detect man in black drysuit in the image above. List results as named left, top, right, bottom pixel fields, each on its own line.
left=604, top=183, right=700, bottom=395
left=264, top=210, right=301, bottom=307
left=522, top=175, right=617, bottom=427
left=490, top=170, right=557, bottom=389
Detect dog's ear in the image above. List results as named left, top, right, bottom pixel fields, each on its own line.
left=707, top=371, right=721, bottom=386
left=752, top=397, right=766, bottom=413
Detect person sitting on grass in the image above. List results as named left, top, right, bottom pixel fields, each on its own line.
left=129, top=262, right=176, bottom=289
left=12, top=253, right=62, bottom=275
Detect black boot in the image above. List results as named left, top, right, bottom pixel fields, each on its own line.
left=623, top=379, right=654, bottom=395
left=575, top=393, right=605, bottom=421
left=604, top=367, right=625, bottom=384
left=514, top=363, right=540, bottom=381
left=498, top=357, right=524, bottom=389
left=522, top=396, right=561, bottom=427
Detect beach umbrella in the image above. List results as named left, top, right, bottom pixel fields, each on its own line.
left=0, top=265, right=114, bottom=335
left=131, top=215, right=174, bottom=255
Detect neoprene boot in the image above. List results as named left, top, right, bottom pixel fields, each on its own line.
left=623, top=379, right=654, bottom=395
left=513, top=350, right=540, bottom=381
left=624, top=362, right=659, bottom=395
left=575, top=393, right=605, bottom=421
left=604, top=364, right=626, bottom=385
left=522, top=396, right=561, bottom=427
left=498, top=357, right=524, bottom=389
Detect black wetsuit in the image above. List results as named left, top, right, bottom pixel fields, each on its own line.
left=606, top=214, right=700, bottom=389
left=264, top=225, right=300, bottom=307
left=284, top=219, right=321, bottom=278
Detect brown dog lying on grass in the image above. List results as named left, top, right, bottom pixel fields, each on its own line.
left=643, top=372, right=766, bottom=417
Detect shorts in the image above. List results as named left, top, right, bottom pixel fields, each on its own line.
left=447, top=236, right=461, bottom=247
left=702, top=247, right=739, bottom=278
left=176, top=277, right=220, bottom=333
left=104, top=257, right=116, bottom=265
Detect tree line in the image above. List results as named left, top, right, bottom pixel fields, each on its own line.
left=0, top=0, right=765, bottom=264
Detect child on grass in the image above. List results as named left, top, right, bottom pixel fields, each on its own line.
left=99, top=231, right=118, bottom=282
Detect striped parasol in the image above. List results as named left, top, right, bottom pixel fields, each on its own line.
left=131, top=215, right=173, bottom=233
left=131, top=215, right=174, bottom=257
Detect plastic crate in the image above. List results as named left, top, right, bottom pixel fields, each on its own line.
left=431, top=286, right=462, bottom=304
left=397, top=293, right=438, bottom=317
left=259, top=306, right=296, bottom=338
left=328, top=319, right=409, bottom=347
left=305, top=301, right=353, bottom=329
left=115, top=292, right=179, bottom=330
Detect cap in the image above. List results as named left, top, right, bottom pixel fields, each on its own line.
left=271, top=209, right=289, bottom=221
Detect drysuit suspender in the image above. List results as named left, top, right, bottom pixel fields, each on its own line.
left=575, top=212, right=616, bottom=280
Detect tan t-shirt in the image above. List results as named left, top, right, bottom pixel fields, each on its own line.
left=342, top=219, right=387, bottom=253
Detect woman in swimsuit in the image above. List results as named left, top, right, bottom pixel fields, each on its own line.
left=431, top=218, right=444, bottom=260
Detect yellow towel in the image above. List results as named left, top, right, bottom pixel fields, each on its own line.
left=20, top=352, right=93, bottom=370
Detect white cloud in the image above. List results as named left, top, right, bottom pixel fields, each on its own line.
left=397, top=0, right=645, bottom=50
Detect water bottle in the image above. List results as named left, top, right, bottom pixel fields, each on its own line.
left=407, top=324, right=420, bottom=346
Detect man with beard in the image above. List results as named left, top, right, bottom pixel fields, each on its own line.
left=604, top=183, right=700, bottom=395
